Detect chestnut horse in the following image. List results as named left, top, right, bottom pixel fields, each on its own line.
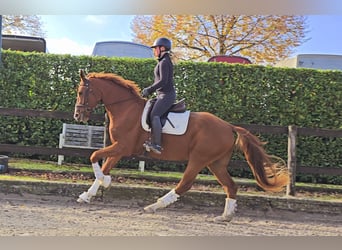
left=74, top=70, right=289, bottom=222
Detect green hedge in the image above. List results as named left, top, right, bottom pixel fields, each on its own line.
left=0, top=51, right=341, bottom=182
left=174, top=61, right=342, bottom=176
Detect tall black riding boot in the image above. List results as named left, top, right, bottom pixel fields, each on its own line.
left=150, top=116, right=163, bottom=154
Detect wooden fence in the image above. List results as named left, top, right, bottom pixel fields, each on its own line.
left=0, top=107, right=341, bottom=196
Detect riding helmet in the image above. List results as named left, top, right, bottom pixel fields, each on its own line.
left=151, top=37, right=172, bottom=51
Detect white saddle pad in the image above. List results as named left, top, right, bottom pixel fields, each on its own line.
left=141, top=100, right=190, bottom=135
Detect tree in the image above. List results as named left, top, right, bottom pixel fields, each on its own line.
left=2, top=15, right=45, bottom=37
left=131, top=15, right=308, bottom=65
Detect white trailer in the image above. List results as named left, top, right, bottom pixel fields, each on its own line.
left=275, top=54, right=342, bottom=70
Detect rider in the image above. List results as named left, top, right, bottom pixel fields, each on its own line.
left=142, top=37, right=176, bottom=154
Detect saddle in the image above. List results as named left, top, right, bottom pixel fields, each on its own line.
left=146, top=98, right=187, bottom=128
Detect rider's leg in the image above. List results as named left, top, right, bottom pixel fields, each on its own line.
left=150, top=116, right=162, bottom=153
left=144, top=97, right=171, bottom=154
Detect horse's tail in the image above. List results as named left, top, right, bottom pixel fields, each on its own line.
left=232, top=125, right=290, bottom=192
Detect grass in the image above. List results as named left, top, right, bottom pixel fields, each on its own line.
left=8, top=158, right=93, bottom=173
left=6, top=158, right=223, bottom=182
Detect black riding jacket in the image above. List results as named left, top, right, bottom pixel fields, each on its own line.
left=147, top=52, right=175, bottom=96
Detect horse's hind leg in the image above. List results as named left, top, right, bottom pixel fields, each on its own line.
left=207, top=153, right=238, bottom=222
left=144, top=158, right=205, bottom=213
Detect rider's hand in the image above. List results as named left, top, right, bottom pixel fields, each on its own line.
left=141, top=88, right=151, bottom=98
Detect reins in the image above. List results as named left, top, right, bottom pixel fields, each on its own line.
left=104, top=95, right=139, bottom=107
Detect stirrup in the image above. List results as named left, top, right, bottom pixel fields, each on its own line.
left=143, top=141, right=162, bottom=154
left=150, top=144, right=162, bottom=154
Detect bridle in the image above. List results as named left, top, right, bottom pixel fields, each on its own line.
left=76, top=77, right=140, bottom=114
left=75, top=78, right=93, bottom=113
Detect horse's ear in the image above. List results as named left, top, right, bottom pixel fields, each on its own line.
left=80, top=69, right=87, bottom=81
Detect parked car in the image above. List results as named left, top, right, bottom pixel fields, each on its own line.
left=208, top=55, right=251, bottom=64
left=1, top=34, right=46, bottom=53
left=92, top=41, right=153, bottom=59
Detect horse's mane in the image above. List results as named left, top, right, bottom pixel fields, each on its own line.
left=87, top=72, right=141, bottom=98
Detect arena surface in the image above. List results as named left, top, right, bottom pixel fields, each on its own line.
left=1, top=193, right=341, bottom=236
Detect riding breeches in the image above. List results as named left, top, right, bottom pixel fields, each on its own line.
left=149, top=93, right=176, bottom=146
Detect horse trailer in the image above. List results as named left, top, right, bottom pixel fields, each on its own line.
left=1, top=34, right=46, bottom=53
left=92, top=41, right=154, bottom=59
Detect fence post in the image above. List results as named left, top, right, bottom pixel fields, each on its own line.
left=286, top=125, right=297, bottom=196
left=139, top=160, right=145, bottom=172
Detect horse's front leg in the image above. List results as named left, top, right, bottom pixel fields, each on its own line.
left=77, top=143, right=123, bottom=203
left=77, top=177, right=101, bottom=203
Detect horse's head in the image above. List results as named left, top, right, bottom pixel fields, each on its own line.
left=74, top=70, right=101, bottom=122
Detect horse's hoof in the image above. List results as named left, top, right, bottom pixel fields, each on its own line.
left=100, top=175, right=111, bottom=188
left=133, top=208, right=145, bottom=215
left=77, top=192, right=91, bottom=203
left=143, top=206, right=156, bottom=213
left=77, top=198, right=85, bottom=203
left=213, top=214, right=234, bottom=223
left=143, top=204, right=158, bottom=213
